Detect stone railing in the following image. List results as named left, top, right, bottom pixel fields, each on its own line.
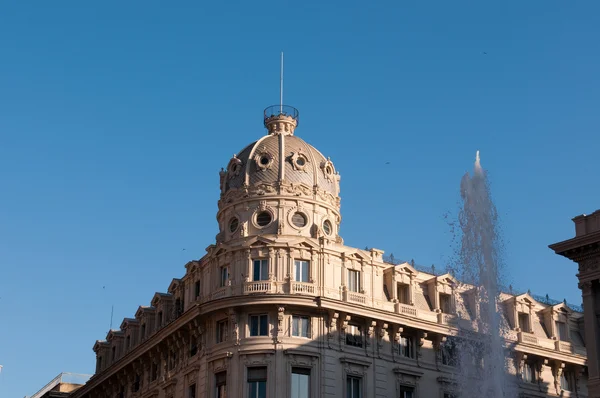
left=437, top=312, right=458, bottom=325
left=211, top=287, right=228, bottom=300
left=518, top=331, right=539, bottom=346
left=291, top=281, right=315, bottom=295
left=395, top=302, right=418, bottom=317
left=244, top=281, right=272, bottom=294
left=344, top=291, right=366, bottom=304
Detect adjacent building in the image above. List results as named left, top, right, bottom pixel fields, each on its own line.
left=29, top=373, right=91, bottom=398
left=71, top=105, right=588, bottom=398
left=551, top=210, right=600, bottom=397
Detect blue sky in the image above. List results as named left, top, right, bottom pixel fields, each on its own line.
left=1, top=1, right=599, bottom=396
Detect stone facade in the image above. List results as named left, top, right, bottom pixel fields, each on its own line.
left=71, top=106, right=589, bottom=398
left=551, top=210, right=600, bottom=397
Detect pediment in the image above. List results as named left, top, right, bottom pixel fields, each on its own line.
left=185, top=260, right=201, bottom=273
left=285, top=238, right=320, bottom=250
left=395, top=262, right=417, bottom=275
left=343, top=249, right=370, bottom=261
left=244, top=236, right=277, bottom=247
left=548, top=302, right=573, bottom=315
left=151, top=292, right=173, bottom=306
left=435, top=273, right=458, bottom=286
left=168, top=278, right=182, bottom=293
left=120, top=318, right=138, bottom=330
left=514, top=293, right=539, bottom=306
left=93, top=340, right=109, bottom=352
left=106, top=329, right=124, bottom=340
left=135, top=305, right=155, bottom=318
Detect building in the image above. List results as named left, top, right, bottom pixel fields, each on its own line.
left=72, top=105, right=589, bottom=398
left=29, top=373, right=91, bottom=398
left=550, top=210, right=600, bottom=397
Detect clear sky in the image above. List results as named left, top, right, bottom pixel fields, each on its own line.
left=1, top=1, right=599, bottom=396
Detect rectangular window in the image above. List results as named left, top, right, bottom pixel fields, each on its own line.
left=443, top=394, right=458, bottom=398
left=217, top=319, right=229, bottom=343
left=345, top=324, right=363, bottom=347
left=556, top=321, right=568, bottom=341
left=188, top=384, right=196, bottom=398
left=397, top=283, right=410, bottom=304
left=439, top=293, right=452, bottom=313
left=346, top=376, right=362, bottom=398
left=96, top=356, right=102, bottom=372
left=292, top=315, right=310, bottom=338
left=441, top=340, right=458, bottom=366
left=348, top=270, right=360, bottom=293
left=190, top=338, right=198, bottom=357
left=216, top=371, right=227, bottom=398
left=399, top=386, right=414, bottom=398
left=220, top=266, right=229, bottom=287
left=195, top=281, right=201, bottom=298
left=561, top=371, right=572, bottom=391
left=133, top=374, right=140, bottom=392
left=294, top=260, right=310, bottom=282
left=141, top=323, right=146, bottom=340
left=248, top=367, right=267, bottom=398
left=112, top=346, right=116, bottom=361
left=253, top=259, right=269, bottom=281
left=399, top=335, right=414, bottom=359
left=158, top=311, right=163, bottom=327
left=518, top=313, right=530, bottom=332
left=151, top=362, right=158, bottom=381
left=249, top=314, right=269, bottom=336
left=522, top=362, right=536, bottom=383
left=291, top=368, right=311, bottom=398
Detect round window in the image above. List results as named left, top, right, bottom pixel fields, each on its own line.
left=325, top=166, right=333, bottom=175
left=296, top=157, right=306, bottom=167
left=323, top=220, right=333, bottom=236
left=256, top=211, right=272, bottom=227
left=229, top=217, right=239, bottom=233
left=292, top=212, right=307, bottom=228
left=260, top=156, right=270, bottom=166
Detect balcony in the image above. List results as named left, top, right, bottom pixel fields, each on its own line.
left=395, top=302, right=418, bottom=317
left=244, top=281, right=273, bottom=294
left=211, top=287, right=228, bottom=300
left=291, top=281, right=315, bottom=295
left=344, top=290, right=366, bottom=304
left=517, top=331, right=539, bottom=346
left=437, top=312, right=458, bottom=326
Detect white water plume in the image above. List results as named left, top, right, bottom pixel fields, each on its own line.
left=445, top=151, right=517, bottom=397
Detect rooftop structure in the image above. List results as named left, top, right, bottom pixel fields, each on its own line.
left=69, top=105, right=589, bottom=398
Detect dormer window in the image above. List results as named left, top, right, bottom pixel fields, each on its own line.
left=112, top=346, right=116, bottom=361
left=141, top=323, right=146, bottom=340
left=555, top=320, right=568, bottom=341
left=439, top=293, right=452, bottom=313
left=126, top=335, right=131, bottom=350
left=518, top=313, right=530, bottom=332
left=195, top=281, right=201, bottom=298
left=157, top=311, right=163, bottom=327
left=397, top=283, right=410, bottom=304
left=348, top=270, right=361, bottom=293
left=96, top=356, right=103, bottom=373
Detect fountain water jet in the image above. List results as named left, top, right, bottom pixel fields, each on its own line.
left=445, top=151, right=517, bottom=397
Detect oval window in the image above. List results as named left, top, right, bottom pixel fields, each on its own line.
left=323, top=220, right=333, bottom=236
left=229, top=217, right=239, bottom=233
left=292, top=212, right=307, bottom=228
left=260, top=156, right=270, bottom=165
left=296, top=157, right=306, bottom=166
left=256, top=211, right=272, bottom=227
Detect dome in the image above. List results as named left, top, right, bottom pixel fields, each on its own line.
left=218, top=106, right=340, bottom=210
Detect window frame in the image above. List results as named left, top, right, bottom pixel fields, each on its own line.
left=217, top=319, right=229, bottom=343
left=294, top=260, right=310, bottom=283
left=345, top=375, right=362, bottom=398
left=253, top=259, right=269, bottom=281
left=291, top=315, right=310, bottom=338
left=345, top=324, right=363, bottom=347
left=348, top=270, right=361, bottom=293
left=219, top=266, right=229, bottom=288
left=399, top=335, right=415, bottom=359
left=215, top=371, right=227, bottom=398
left=247, top=366, right=268, bottom=398
left=291, top=367, right=311, bottom=398
left=249, top=314, right=269, bottom=337
left=399, top=385, right=414, bottom=398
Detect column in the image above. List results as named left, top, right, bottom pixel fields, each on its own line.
left=581, top=280, right=600, bottom=385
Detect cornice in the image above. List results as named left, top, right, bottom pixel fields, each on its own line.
left=71, top=305, right=201, bottom=398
